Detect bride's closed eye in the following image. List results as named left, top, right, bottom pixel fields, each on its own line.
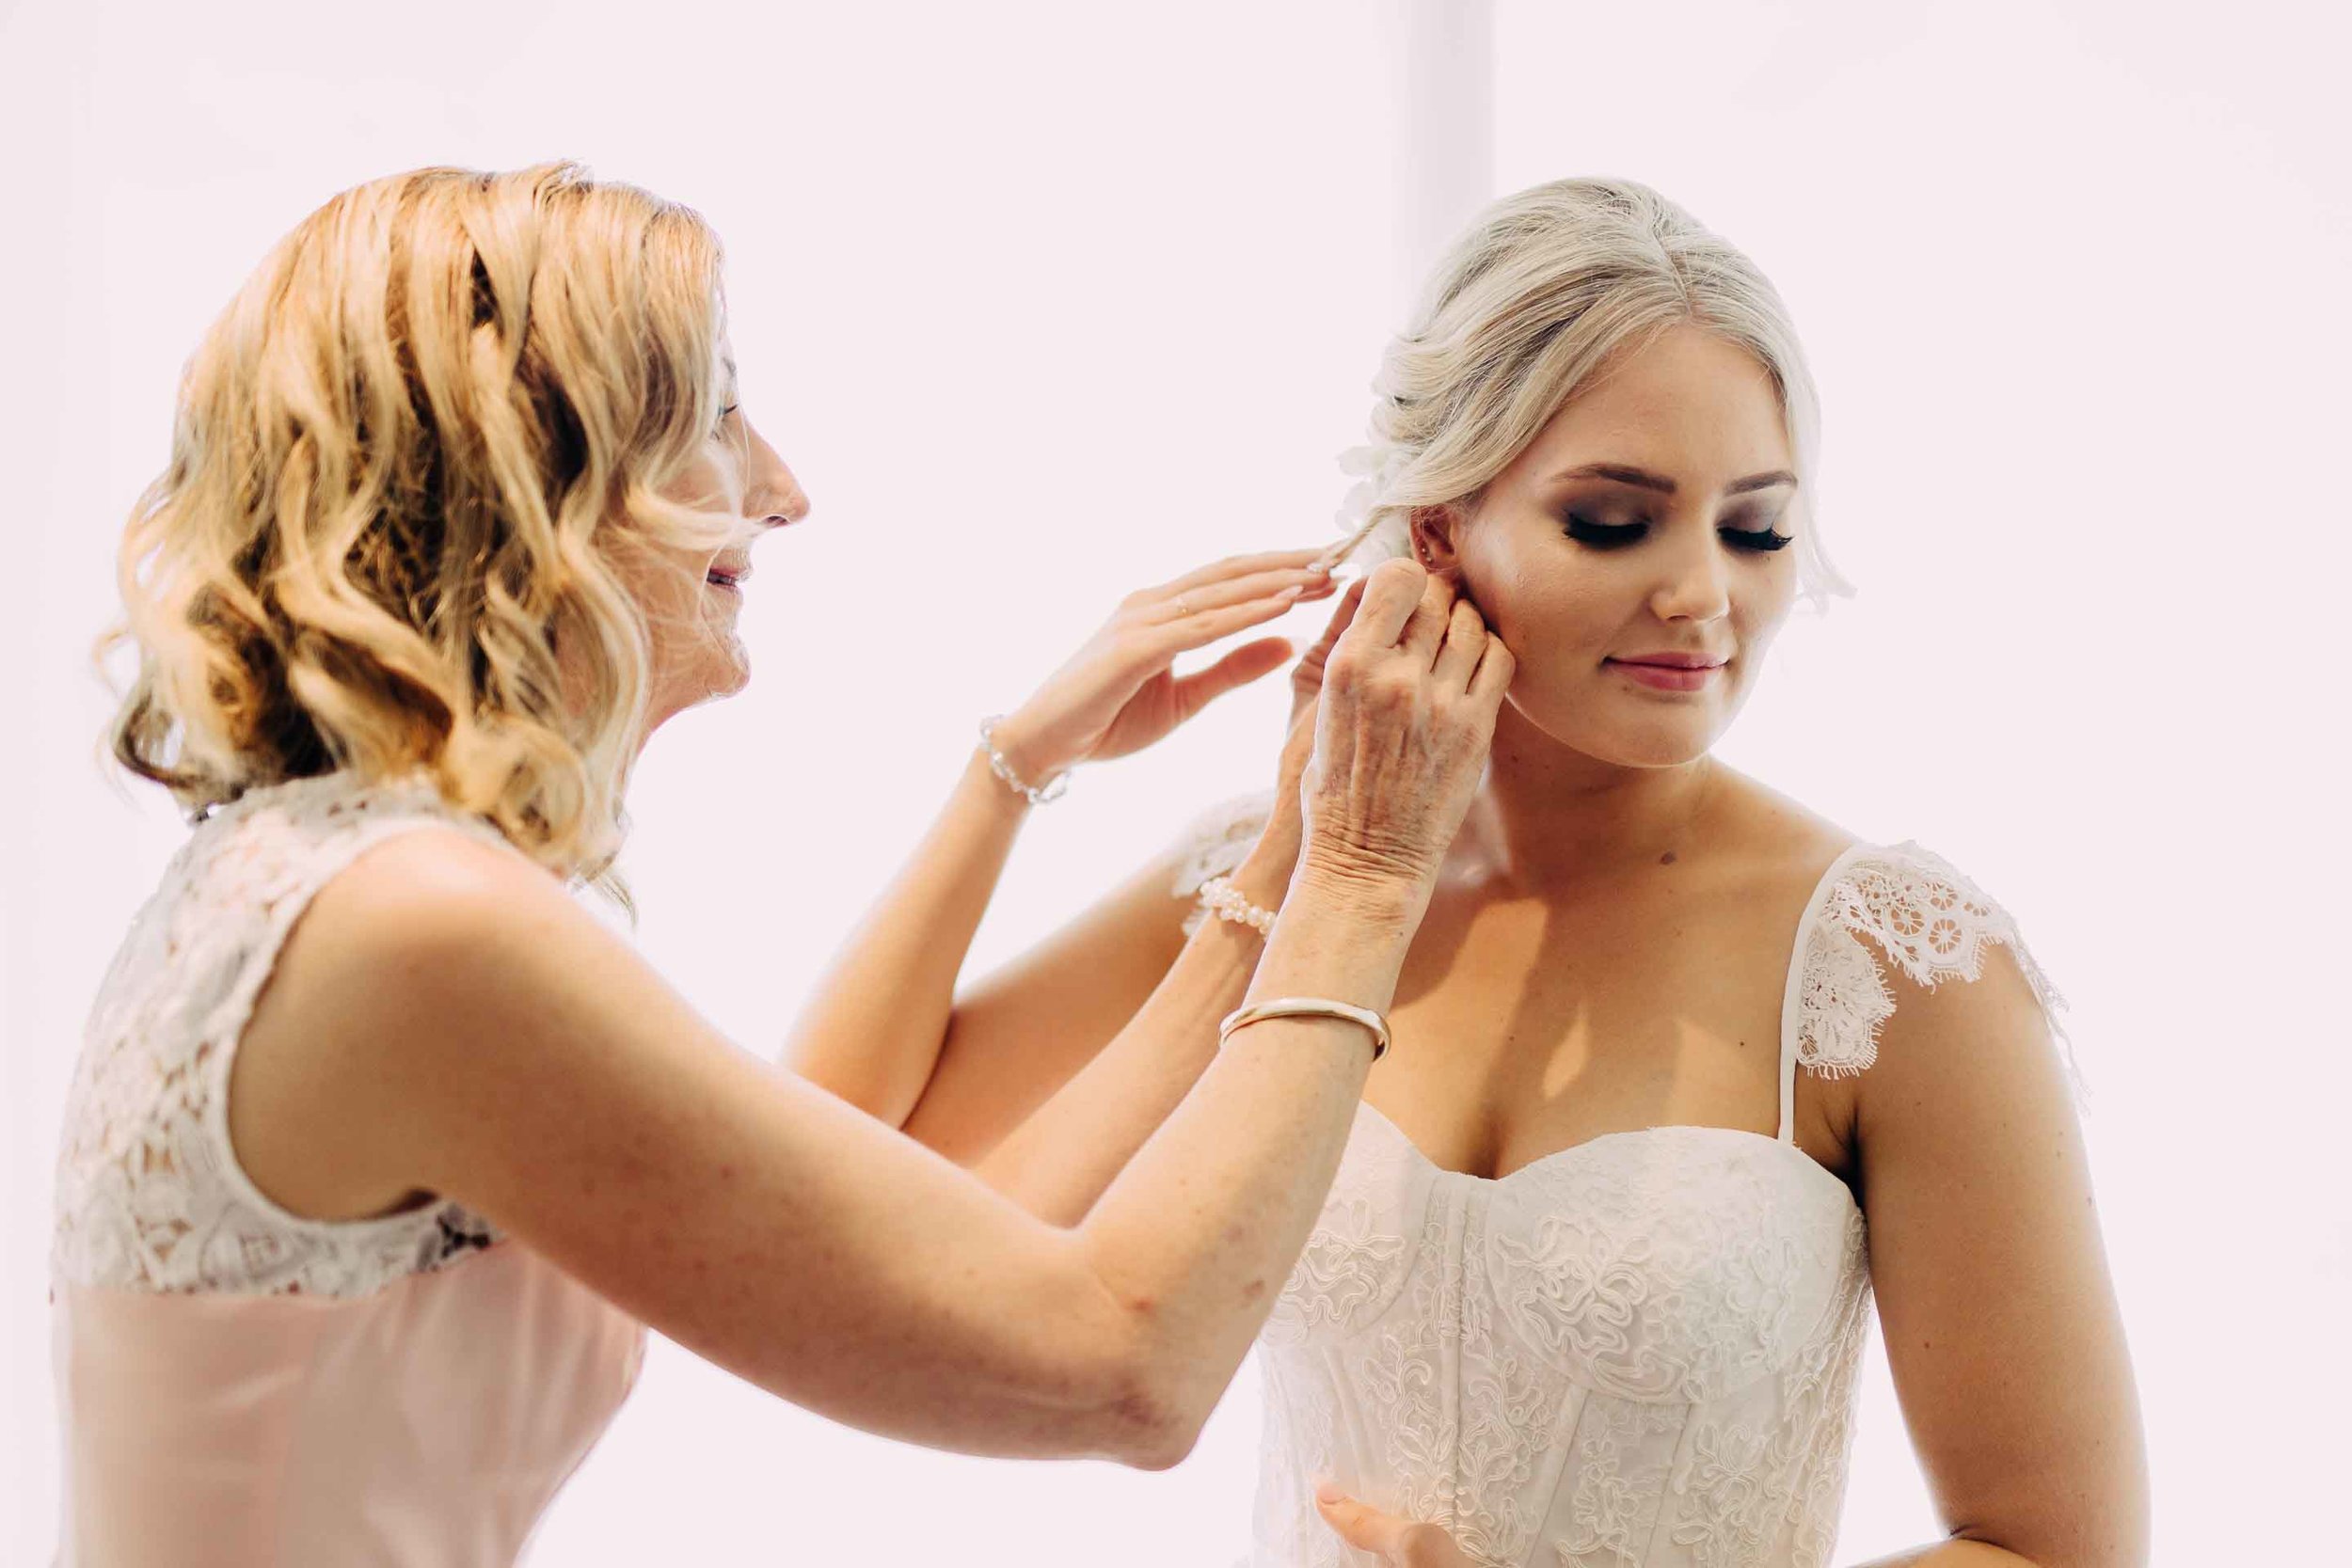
left=1563, top=513, right=1795, bottom=553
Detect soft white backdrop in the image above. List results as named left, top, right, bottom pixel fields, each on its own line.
left=4, top=2, right=2346, bottom=1563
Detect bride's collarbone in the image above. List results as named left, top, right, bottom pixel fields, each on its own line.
left=1371, top=851, right=1860, bottom=1186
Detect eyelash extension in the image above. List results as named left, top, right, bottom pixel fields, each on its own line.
left=1564, top=515, right=1794, bottom=553
left=714, top=402, right=740, bottom=436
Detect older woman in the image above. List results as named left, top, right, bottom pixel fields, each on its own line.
left=49, top=160, right=1512, bottom=1566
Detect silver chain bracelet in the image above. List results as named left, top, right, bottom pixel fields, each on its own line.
left=977, top=715, right=1069, bottom=805
left=1196, top=874, right=1277, bottom=937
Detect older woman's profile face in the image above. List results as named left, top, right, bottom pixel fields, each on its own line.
left=1438, top=322, right=1801, bottom=768
left=627, top=346, right=810, bottom=729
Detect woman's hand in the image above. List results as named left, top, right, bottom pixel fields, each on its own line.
left=1313, top=1481, right=1481, bottom=1566
left=1293, top=558, right=1513, bottom=916
left=987, top=547, right=1339, bottom=785
left=1224, top=574, right=1368, bottom=905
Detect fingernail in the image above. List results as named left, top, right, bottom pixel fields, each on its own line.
left=1315, top=1481, right=1346, bottom=1505
left=1280, top=584, right=1305, bottom=599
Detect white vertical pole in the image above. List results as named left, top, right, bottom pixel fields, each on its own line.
left=1391, top=0, right=1496, bottom=314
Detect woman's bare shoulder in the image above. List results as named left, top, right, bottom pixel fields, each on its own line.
left=228, top=824, right=591, bottom=1222
left=1702, top=765, right=1864, bottom=892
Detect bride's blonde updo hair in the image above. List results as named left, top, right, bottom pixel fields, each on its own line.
left=103, top=161, right=748, bottom=885
left=1329, top=176, right=1853, bottom=610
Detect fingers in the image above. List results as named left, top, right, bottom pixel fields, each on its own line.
left=1169, top=636, right=1293, bottom=720
left=1398, top=565, right=1456, bottom=667
left=1291, top=576, right=1370, bottom=703
left=1312, top=1485, right=1402, bottom=1555
left=1159, top=546, right=1334, bottom=595
left=1345, top=557, right=1431, bottom=649
left=1152, top=562, right=1335, bottom=623
left=1164, top=582, right=1327, bottom=653
left=1313, top=1484, right=1468, bottom=1565
left=1429, top=595, right=1488, bottom=689
left=1468, top=630, right=1518, bottom=712
left=1306, top=577, right=1369, bottom=658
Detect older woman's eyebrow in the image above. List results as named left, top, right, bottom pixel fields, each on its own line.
left=1550, top=462, right=1798, bottom=496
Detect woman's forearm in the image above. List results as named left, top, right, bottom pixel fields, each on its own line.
left=779, top=744, right=1031, bottom=1123
left=1071, top=867, right=1422, bottom=1451
left=970, top=847, right=1294, bottom=1224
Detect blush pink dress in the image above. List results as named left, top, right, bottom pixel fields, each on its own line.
left=49, top=772, right=647, bottom=1567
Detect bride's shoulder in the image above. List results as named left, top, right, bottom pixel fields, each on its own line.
left=1723, top=797, right=2087, bottom=1111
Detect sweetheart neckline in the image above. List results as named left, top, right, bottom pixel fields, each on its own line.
left=1349, top=1100, right=1862, bottom=1217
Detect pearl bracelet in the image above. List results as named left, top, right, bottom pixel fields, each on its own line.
left=977, top=715, right=1069, bottom=805
left=1196, top=874, right=1277, bottom=937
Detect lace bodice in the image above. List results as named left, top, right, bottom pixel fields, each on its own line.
left=52, top=770, right=513, bottom=1298
left=1170, top=791, right=2074, bottom=1568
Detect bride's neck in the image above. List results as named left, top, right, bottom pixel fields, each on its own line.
left=1462, top=702, right=1724, bottom=893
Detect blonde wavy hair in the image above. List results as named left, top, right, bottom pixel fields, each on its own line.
left=103, top=161, right=749, bottom=889
left=1331, top=176, right=1854, bottom=611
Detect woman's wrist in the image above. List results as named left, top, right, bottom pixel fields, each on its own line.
left=977, top=712, right=1070, bottom=805
left=1286, top=851, right=1429, bottom=934
left=1226, top=835, right=1299, bottom=913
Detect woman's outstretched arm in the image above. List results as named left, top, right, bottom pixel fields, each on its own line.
left=229, top=560, right=1512, bottom=1467
left=893, top=584, right=1363, bottom=1222
left=780, top=548, right=1332, bottom=1127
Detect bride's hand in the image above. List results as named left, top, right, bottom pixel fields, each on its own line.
left=987, top=547, right=1339, bottom=784
left=1313, top=1481, right=1480, bottom=1567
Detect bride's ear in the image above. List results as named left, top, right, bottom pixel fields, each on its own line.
left=1406, top=505, right=1467, bottom=581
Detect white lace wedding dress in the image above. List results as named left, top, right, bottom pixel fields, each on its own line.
left=1171, top=792, right=2074, bottom=1568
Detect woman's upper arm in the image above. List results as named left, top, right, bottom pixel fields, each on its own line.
left=1853, top=945, right=2150, bottom=1568
left=233, top=831, right=1168, bottom=1465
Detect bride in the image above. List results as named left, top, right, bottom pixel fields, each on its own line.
left=804, top=179, right=2150, bottom=1567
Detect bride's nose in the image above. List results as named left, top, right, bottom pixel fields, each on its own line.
left=1649, top=527, right=1730, bottom=624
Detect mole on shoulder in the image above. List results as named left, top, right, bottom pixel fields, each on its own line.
left=1659, top=850, right=1678, bottom=865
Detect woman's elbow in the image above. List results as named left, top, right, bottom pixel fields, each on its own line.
left=1095, top=1358, right=1204, bottom=1472
left=1064, top=1283, right=1209, bottom=1471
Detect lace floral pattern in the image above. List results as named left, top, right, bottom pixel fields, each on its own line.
left=52, top=772, right=510, bottom=1299
left=1170, top=788, right=1278, bottom=936
left=1248, top=1110, right=1869, bottom=1568
left=1795, top=841, right=2085, bottom=1108
left=1189, top=807, right=2067, bottom=1567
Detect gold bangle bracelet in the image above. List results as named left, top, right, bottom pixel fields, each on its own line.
left=1217, top=996, right=1391, bottom=1063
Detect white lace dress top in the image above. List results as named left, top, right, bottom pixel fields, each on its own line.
left=1172, top=793, right=2072, bottom=1568
left=50, top=772, right=646, bottom=1568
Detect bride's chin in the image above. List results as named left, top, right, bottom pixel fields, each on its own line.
left=1510, top=704, right=1720, bottom=770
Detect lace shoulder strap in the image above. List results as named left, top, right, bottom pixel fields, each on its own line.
left=1168, top=787, right=1278, bottom=937
left=53, top=771, right=509, bottom=1297
left=1787, top=840, right=2087, bottom=1109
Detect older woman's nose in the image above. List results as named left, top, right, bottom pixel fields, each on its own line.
left=743, top=423, right=810, bottom=528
